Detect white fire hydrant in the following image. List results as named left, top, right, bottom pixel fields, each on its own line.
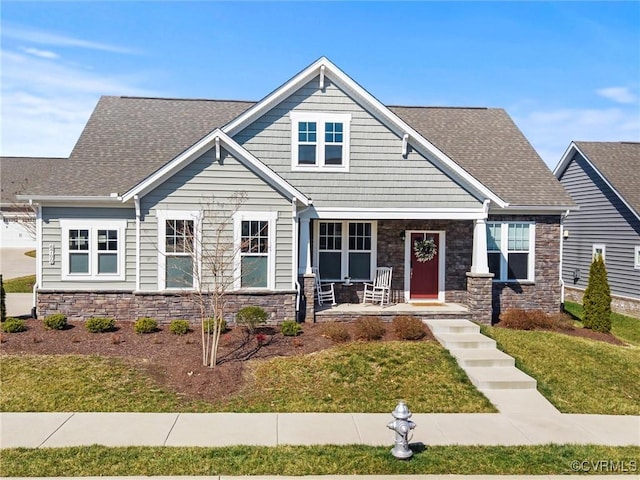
left=387, top=400, right=416, bottom=459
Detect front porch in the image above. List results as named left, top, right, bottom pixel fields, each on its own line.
left=314, top=301, right=471, bottom=323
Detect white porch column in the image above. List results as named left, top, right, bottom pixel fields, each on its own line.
left=471, top=218, right=489, bottom=274
left=299, top=217, right=312, bottom=275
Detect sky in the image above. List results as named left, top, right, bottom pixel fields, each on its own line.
left=1, top=1, right=639, bottom=170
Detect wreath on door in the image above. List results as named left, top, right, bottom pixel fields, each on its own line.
left=413, top=238, right=437, bottom=262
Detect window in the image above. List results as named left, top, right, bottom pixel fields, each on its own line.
left=234, top=212, right=277, bottom=289
left=291, top=112, right=351, bottom=170
left=635, top=246, right=640, bottom=269
left=60, top=220, right=126, bottom=281
left=315, top=221, right=376, bottom=281
left=486, top=222, right=535, bottom=282
left=157, top=211, right=200, bottom=290
left=592, top=244, right=606, bottom=262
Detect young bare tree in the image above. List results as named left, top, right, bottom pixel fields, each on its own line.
left=1, top=178, right=36, bottom=240
left=163, top=191, right=249, bottom=367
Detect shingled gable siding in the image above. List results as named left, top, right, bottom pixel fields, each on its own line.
left=490, top=215, right=562, bottom=321
left=139, top=147, right=295, bottom=292
left=233, top=76, right=481, bottom=210
left=40, top=207, right=137, bottom=290
left=559, top=154, right=640, bottom=301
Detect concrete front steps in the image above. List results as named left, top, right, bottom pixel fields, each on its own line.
left=425, top=319, right=537, bottom=392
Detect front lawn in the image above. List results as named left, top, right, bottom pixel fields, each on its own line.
left=564, top=301, right=640, bottom=346
left=482, top=326, right=640, bottom=415
left=3, top=444, right=639, bottom=476
left=2, top=274, right=36, bottom=293
left=0, top=341, right=495, bottom=413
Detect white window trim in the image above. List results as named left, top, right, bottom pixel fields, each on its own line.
left=635, top=246, right=640, bottom=270
left=290, top=111, right=351, bottom=172
left=487, top=221, right=535, bottom=283
left=157, top=210, right=202, bottom=291
left=592, top=244, right=606, bottom=262
left=313, top=220, right=378, bottom=282
left=233, top=211, right=278, bottom=290
left=60, top=219, right=127, bottom=281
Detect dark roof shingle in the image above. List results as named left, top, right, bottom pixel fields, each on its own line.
left=1, top=157, right=68, bottom=204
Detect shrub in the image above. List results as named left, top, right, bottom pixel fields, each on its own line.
left=236, top=306, right=268, bottom=334
left=1, top=317, right=26, bottom=333
left=134, top=317, right=158, bottom=334
left=0, top=274, right=6, bottom=323
left=548, top=312, right=575, bottom=331
left=392, top=315, right=426, bottom=340
left=43, top=313, right=67, bottom=330
left=583, top=255, right=612, bottom=333
left=203, top=317, right=227, bottom=334
left=499, top=309, right=576, bottom=332
left=170, top=319, right=190, bottom=335
left=319, top=322, right=351, bottom=343
left=280, top=320, right=302, bottom=337
left=85, top=317, right=116, bottom=333
left=354, top=316, right=386, bottom=341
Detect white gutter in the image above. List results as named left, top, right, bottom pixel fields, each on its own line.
left=17, top=195, right=120, bottom=203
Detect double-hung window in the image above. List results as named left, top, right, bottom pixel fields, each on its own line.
left=315, top=221, right=376, bottom=281
left=234, top=211, right=277, bottom=289
left=487, top=222, right=535, bottom=282
left=157, top=211, right=200, bottom=290
left=290, top=112, right=351, bottom=171
left=60, top=220, right=126, bottom=281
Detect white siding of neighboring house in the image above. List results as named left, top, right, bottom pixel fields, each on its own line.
left=560, top=154, right=640, bottom=300
left=234, top=76, right=483, bottom=210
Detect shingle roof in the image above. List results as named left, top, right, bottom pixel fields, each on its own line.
left=389, top=106, right=574, bottom=206
left=22, top=95, right=573, bottom=208
left=574, top=141, right=640, bottom=215
left=0, top=157, right=68, bottom=205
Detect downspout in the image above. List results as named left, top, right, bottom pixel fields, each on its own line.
left=134, top=195, right=141, bottom=292
left=559, top=209, right=570, bottom=308
left=31, top=200, right=41, bottom=318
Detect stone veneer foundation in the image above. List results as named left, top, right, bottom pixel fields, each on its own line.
left=37, top=290, right=297, bottom=324
left=565, top=286, right=640, bottom=319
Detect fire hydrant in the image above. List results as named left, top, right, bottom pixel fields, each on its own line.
left=387, top=400, right=416, bottom=459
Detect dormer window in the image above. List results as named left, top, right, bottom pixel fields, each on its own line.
left=291, top=112, right=351, bottom=171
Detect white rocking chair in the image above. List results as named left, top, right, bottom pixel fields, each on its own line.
left=312, top=267, right=336, bottom=306
left=362, top=267, right=393, bottom=306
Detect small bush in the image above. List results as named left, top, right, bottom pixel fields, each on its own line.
left=43, top=313, right=67, bottom=330
left=0, top=274, right=6, bottom=323
left=203, top=317, right=227, bottom=334
left=1, top=317, right=26, bottom=333
left=170, top=319, right=190, bottom=335
left=499, top=309, right=575, bottom=332
left=236, top=306, right=268, bottom=334
left=320, top=322, right=351, bottom=343
left=85, top=317, right=116, bottom=333
left=548, top=313, right=575, bottom=331
left=392, top=315, right=426, bottom=340
left=280, top=320, right=302, bottom=336
left=354, top=316, right=386, bottom=341
left=134, top=317, right=158, bottom=334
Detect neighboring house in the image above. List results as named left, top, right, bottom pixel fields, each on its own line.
left=19, top=58, right=574, bottom=324
left=555, top=141, right=640, bottom=318
left=1, top=157, right=67, bottom=248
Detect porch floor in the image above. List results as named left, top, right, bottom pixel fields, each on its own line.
left=314, top=301, right=471, bottom=322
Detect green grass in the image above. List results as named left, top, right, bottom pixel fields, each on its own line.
left=482, top=326, right=640, bottom=415
left=2, top=444, right=639, bottom=476
left=565, top=301, right=640, bottom=346
left=2, top=274, right=36, bottom=293
left=226, top=341, right=495, bottom=412
left=0, top=342, right=495, bottom=413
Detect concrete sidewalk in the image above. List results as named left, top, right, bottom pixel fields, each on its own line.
left=1, top=411, right=638, bottom=449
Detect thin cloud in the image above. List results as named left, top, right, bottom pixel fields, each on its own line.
left=516, top=106, right=640, bottom=169
left=596, top=86, right=638, bottom=104
left=21, top=47, right=59, bottom=59
left=3, top=24, right=140, bottom=55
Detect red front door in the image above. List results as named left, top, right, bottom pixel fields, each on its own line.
left=410, top=232, right=439, bottom=299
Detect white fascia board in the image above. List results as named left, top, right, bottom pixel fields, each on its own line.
left=122, top=129, right=309, bottom=206
left=306, top=207, right=487, bottom=220
left=490, top=205, right=575, bottom=215
left=553, top=142, right=578, bottom=178
left=221, top=57, right=506, bottom=208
